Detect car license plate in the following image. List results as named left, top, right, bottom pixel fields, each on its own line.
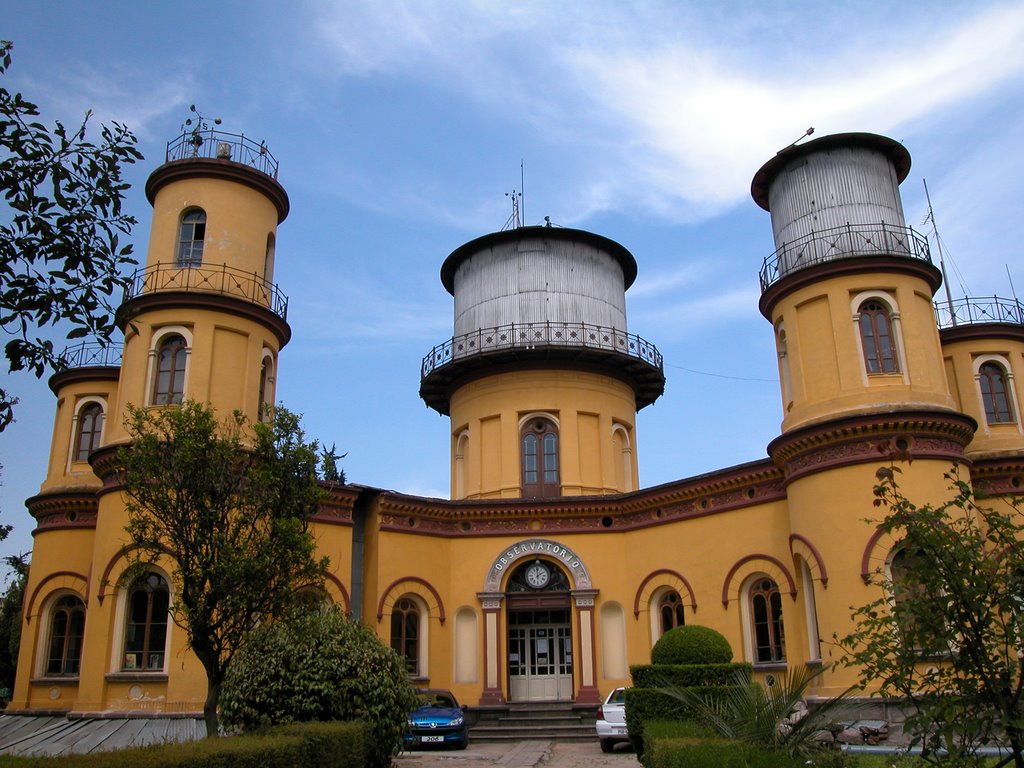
left=421, top=735, right=444, bottom=743
left=612, top=727, right=626, bottom=735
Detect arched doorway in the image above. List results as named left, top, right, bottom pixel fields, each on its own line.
left=505, top=559, right=573, bottom=701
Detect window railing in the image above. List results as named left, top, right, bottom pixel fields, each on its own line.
left=759, top=223, right=931, bottom=291
left=421, top=321, right=663, bottom=379
left=56, top=341, right=122, bottom=370
left=935, top=296, right=1024, bottom=329
left=123, top=263, right=288, bottom=320
left=165, top=128, right=279, bottom=179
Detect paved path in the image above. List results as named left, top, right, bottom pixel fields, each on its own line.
left=395, top=740, right=637, bottom=768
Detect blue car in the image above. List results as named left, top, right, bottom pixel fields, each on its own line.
left=404, top=688, right=469, bottom=750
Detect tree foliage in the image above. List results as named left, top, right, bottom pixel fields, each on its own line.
left=839, top=466, right=1024, bottom=767
left=0, top=40, right=142, bottom=431
left=220, top=604, right=418, bottom=768
left=0, top=553, right=28, bottom=696
left=120, top=401, right=331, bottom=737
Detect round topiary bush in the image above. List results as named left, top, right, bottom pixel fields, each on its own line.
left=650, top=625, right=733, bottom=665
left=220, top=605, right=418, bottom=768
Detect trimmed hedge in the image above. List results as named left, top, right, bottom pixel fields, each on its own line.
left=0, top=721, right=366, bottom=768
left=651, top=626, right=733, bottom=665
left=630, top=662, right=752, bottom=688
left=647, top=738, right=805, bottom=768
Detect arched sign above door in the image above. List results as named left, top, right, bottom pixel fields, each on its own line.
left=484, top=539, right=591, bottom=592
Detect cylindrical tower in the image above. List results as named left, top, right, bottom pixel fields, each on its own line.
left=753, top=133, right=976, bottom=694
left=420, top=226, right=664, bottom=500
left=12, top=125, right=293, bottom=716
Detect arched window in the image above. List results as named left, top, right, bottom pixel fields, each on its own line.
left=390, top=597, right=420, bottom=676
left=858, top=300, right=899, bottom=374
left=521, top=417, right=560, bottom=498
left=152, top=334, right=187, bottom=405
left=74, top=402, right=104, bottom=461
left=749, top=578, right=786, bottom=663
left=658, top=590, right=685, bottom=634
left=123, top=573, right=170, bottom=671
left=46, top=595, right=86, bottom=676
left=979, top=362, right=1015, bottom=424
left=258, top=354, right=274, bottom=422
left=177, top=209, right=206, bottom=267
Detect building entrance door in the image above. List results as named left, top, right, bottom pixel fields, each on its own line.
left=508, top=609, right=573, bottom=701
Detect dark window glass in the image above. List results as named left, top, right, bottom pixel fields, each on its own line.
left=46, top=595, right=86, bottom=675
left=521, top=418, right=559, bottom=498
left=390, top=598, right=419, bottom=676
left=659, top=591, right=685, bottom=634
left=177, top=209, right=206, bottom=267
left=123, top=573, right=169, bottom=671
left=859, top=300, right=898, bottom=374
left=980, top=362, right=1015, bottom=423
left=75, top=402, right=104, bottom=461
left=750, top=578, right=785, bottom=663
left=153, top=335, right=187, bottom=405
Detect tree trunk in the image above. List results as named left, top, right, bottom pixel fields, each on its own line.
left=203, top=678, right=221, bottom=738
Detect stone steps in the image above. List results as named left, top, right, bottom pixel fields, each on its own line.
left=469, top=703, right=598, bottom=743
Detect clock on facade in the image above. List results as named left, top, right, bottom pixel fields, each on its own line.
left=525, top=562, right=550, bottom=589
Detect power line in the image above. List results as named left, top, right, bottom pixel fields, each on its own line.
left=665, top=361, right=777, bottom=383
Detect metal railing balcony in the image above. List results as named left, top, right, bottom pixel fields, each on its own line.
left=760, top=223, right=931, bottom=292
left=935, top=296, right=1024, bottom=329
left=165, top=128, right=279, bottom=179
left=123, top=263, right=288, bottom=320
left=57, top=341, right=122, bottom=370
left=421, top=321, right=663, bottom=380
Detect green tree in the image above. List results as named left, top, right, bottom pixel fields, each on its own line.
left=0, top=553, right=28, bottom=697
left=840, top=466, right=1024, bottom=767
left=119, top=401, right=331, bottom=738
left=220, top=604, right=418, bottom=768
left=0, top=40, right=141, bottom=432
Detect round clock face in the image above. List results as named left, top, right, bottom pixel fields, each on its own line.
left=525, top=563, right=550, bottom=589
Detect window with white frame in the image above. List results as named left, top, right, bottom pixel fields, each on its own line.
left=45, top=594, right=86, bottom=676
left=177, top=209, right=206, bottom=267
left=73, top=401, right=104, bottom=462
left=122, top=573, right=170, bottom=671
left=978, top=360, right=1015, bottom=424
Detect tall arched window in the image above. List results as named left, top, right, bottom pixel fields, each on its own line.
left=258, top=354, right=274, bottom=422
left=123, top=573, right=169, bottom=671
left=390, top=597, right=420, bottom=675
left=858, top=300, right=899, bottom=374
left=749, top=578, right=786, bottom=663
left=979, top=362, right=1015, bottom=424
left=177, top=209, right=206, bottom=267
left=658, top=590, right=685, bottom=634
left=521, top=417, right=560, bottom=498
left=152, top=334, right=187, bottom=405
left=46, top=595, right=86, bottom=676
left=74, top=402, right=104, bottom=461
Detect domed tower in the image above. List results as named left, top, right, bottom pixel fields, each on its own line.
left=420, top=225, right=664, bottom=500
left=12, top=123, right=291, bottom=715
left=753, top=133, right=976, bottom=693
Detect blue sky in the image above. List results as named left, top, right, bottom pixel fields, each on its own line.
left=3, top=1, right=1024, bottom=567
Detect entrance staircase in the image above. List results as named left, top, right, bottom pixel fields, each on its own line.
left=469, top=702, right=598, bottom=743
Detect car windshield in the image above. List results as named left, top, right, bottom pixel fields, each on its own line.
left=418, top=691, right=457, bottom=708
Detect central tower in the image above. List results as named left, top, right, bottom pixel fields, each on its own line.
left=420, top=225, right=664, bottom=499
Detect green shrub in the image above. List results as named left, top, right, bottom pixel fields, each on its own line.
left=649, top=738, right=805, bottom=768
left=630, top=662, right=751, bottom=688
left=625, top=685, right=755, bottom=758
left=651, top=626, right=733, bottom=665
left=220, top=605, right=417, bottom=768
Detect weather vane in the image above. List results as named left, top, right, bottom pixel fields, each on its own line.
left=181, top=104, right=222, bottom=156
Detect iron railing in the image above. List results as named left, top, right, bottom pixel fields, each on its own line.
left=935, top=296, right=1024, bottom=329
left=123, top=263, right=288, bottom=320
left=760, top=223, right=931, bottom=291
left=421, top=321, right=663, bottom=380
left=165, top=128, right=279, bottom=178
left=57, top=341, right=122, bottom=370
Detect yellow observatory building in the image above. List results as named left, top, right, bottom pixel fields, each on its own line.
left=9, top=129, right=1024, bottom=722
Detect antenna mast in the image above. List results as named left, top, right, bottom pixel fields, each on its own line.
left=923, top=179, right=957, bottom=326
